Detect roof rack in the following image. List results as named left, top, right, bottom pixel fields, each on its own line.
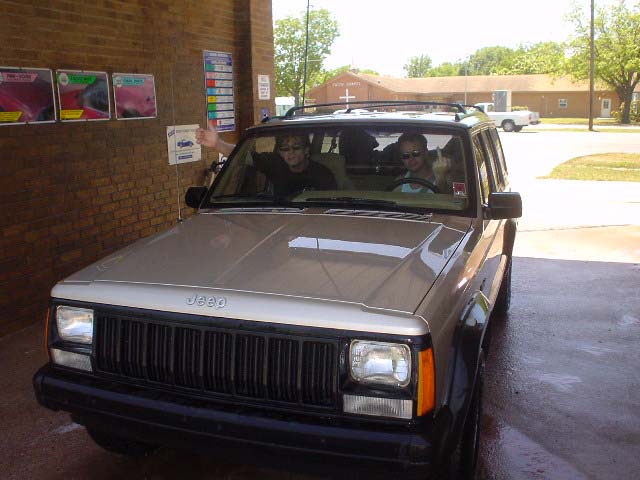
left=284, top=100, right=472, bottom=118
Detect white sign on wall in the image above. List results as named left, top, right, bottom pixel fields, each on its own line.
left=167, top=124, right=201, bottom=165
left=258, top=74, right=270, bottom=100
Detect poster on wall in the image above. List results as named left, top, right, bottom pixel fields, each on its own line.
left=112, top=73, right=157, bottom=120
left=166, top=124, right=201, bottom=165
left=203, top=50, right=235, bottom=132
left=0, top=67, right=56, bottom=125
left=56, top=70, right=110, bottom=121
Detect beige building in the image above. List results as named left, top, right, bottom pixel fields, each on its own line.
left=307, top=72, right=637, bottom=118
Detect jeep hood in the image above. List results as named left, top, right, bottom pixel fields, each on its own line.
left=55, top=210, right=470, bottom=326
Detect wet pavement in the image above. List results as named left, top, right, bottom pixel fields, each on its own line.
left=1, top=131, right=639, bottom=479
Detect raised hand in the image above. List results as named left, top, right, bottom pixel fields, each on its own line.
left=195, top=125, right=219, bottom=149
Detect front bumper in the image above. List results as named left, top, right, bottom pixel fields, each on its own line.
left=34, top=364, right=436, bottom=473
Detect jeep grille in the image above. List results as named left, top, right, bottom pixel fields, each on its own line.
left=94, top=313, right=338, bottom=408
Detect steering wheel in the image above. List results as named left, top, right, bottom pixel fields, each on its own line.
left=387, top=177, right=439, bottom=193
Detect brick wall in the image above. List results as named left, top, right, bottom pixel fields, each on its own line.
left=0, top=0, right=274, bottom=335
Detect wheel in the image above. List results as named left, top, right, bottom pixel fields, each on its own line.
left=513, top=126, right=523, bottom=132
left=387, top=177, right=439, bottom=192
left=501, top=120, right=515, bottom=132
left=493, top=256, right=512, bottom=316
left=446, top=352, right=485, bottom=480
left=86, top=427, right=158, bottom=457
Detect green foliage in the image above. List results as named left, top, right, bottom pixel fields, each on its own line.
left=404, top=54, right=433, bottom=77
left=274, top=9, right=339, bottom=104
left=497, top=42, right=567, bottom=75
left=566, top=1, right=640, bottom=123
left=465, top=46, right=517, bottom=75
left=612, top=101, right=640, bottom=122
left=427, top=62, right=464, bottom=77
left=408, top=42, right=566, bottom=78
left=511, top=106, right=529, bottom=111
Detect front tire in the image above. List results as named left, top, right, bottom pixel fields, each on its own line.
left=445, top=352, right=485, bottom=480
left=513, top=125, right=523, bottom=132
left=501, top=120, right=515, bottom=132
left=86, top=427, right=158, bottom=457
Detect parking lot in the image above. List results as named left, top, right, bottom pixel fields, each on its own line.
left=1, top=130, right=639, bottom=479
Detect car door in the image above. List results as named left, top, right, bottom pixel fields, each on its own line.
left=471, top=129, right=503, bottom=302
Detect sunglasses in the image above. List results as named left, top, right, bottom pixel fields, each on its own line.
left=400, top=149, right=424, bottom=160
left=279, top=145, right=304, bottom=152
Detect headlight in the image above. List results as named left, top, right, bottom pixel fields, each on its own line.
left=56, top=306, right=94, bottom=344
left=350, top=340, right=411, bottom=387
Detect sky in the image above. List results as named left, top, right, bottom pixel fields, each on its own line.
left=271, top=0, right=617, bottom=77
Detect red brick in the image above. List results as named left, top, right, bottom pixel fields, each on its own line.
left=0, top=0, right=274, bottom=335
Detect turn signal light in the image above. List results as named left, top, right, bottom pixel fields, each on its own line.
left=417, top=347, right=435, bottom=416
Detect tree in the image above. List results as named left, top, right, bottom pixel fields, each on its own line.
left=567, top=1, right=640, bottom=123
left=465, top=46, right=517, bottom=75
left=404, top=54, right=433, bottom=77
left=428, top=62, right=465, bottom=77
left=499, top=42, right=567, bottom=75
left=274, top=9, right=339, bottom=105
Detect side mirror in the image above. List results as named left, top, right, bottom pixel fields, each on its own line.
left=185, top=186, right=207, bottom=209
left=486, top=192, right=522, bottom=219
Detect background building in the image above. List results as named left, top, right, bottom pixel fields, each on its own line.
left=307, top=72, right=637, bottom=118
left=0, top=0, right=275, bottom=335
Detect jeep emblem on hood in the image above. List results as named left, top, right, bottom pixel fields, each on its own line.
left=186, top=294, right=227, bottom=309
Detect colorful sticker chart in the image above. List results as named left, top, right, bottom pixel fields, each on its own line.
left=57, top=70, right=110, bottom=122
left=112, top=73, right=158, bottom=120
left=0, top=67, right=56, bottom=125
left=203, top=51, right=235, bottom=132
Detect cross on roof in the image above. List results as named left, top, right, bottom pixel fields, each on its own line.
left=339, top=88, right=356, bottom=108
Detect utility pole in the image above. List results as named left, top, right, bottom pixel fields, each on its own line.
left=589, top=0, right=595, bottom=131
left=464, top=60, right=468, bottom=105
left=301, top=0, right=310, bottom=108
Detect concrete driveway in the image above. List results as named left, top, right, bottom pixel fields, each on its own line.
left=1, top=131, right=638, bottom=479
left=480, top=130, right=640, bottom=479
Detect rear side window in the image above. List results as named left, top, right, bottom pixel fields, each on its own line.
left=480, top=130, right=505, bottom=191
left=472, top=136, right=491, bottom=204
left=488, top=128, right=508, bottom=180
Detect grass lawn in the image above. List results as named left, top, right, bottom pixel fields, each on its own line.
left=540, top=117, right=638, bottom=126
left=542, top=153, right=640, bottom=182
left=529, top=126, right=640, bottom=133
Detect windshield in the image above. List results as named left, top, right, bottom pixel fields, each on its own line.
left=205, top=126, right=470, bottom=212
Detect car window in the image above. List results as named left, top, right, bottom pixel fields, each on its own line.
left=488, top=128, right=509, bottom=179
left=472, top=135, right=491, bottom=204
left=206, top=126, right=471, bottom=212
left=480, top=130, right=505, bottom=191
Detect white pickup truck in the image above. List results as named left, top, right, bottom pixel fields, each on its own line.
left=474, top=102, right=540, bottom=132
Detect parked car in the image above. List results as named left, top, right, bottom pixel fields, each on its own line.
left=177, top=139, right=194, bottom=148
left=0, top=74, right=55, bottom=123
left=59, top=78, right=110, bottom=120
left=34, top=101, right=521, bottom=479
left=113, top=77, right=157, bottom=119
left=474, top=102, right=540, bottom=132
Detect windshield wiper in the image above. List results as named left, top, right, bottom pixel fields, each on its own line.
left=303, top=197, right=398, bottom=207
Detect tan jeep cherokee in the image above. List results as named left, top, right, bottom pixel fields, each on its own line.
left=34, top=102, right=521, bottom=479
